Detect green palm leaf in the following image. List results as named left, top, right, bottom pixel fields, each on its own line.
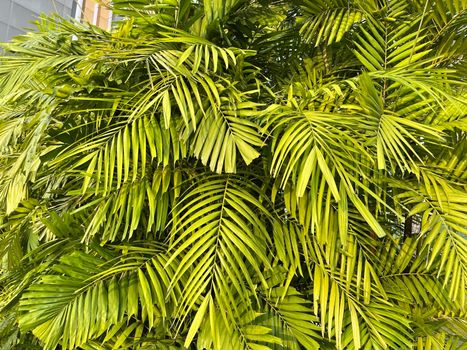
left=0, top=0, right=465, bottom=348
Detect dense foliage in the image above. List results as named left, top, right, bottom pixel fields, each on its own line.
left=0, top=0, right=466, bottom=349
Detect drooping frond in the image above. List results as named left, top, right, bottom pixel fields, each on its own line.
left=0, top=0, right=465, bottom=348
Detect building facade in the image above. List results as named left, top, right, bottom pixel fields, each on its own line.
left=0, top=0, right=111, bottom=43
left=74, top=0, right=112, bottom=30
left=0, top=0, right=74, bottom=42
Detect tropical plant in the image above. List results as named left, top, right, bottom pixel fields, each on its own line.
left=0, top=0, right=466, bottom=349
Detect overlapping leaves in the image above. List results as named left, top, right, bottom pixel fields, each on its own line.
left=0, top=0, right=465, bottom=349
